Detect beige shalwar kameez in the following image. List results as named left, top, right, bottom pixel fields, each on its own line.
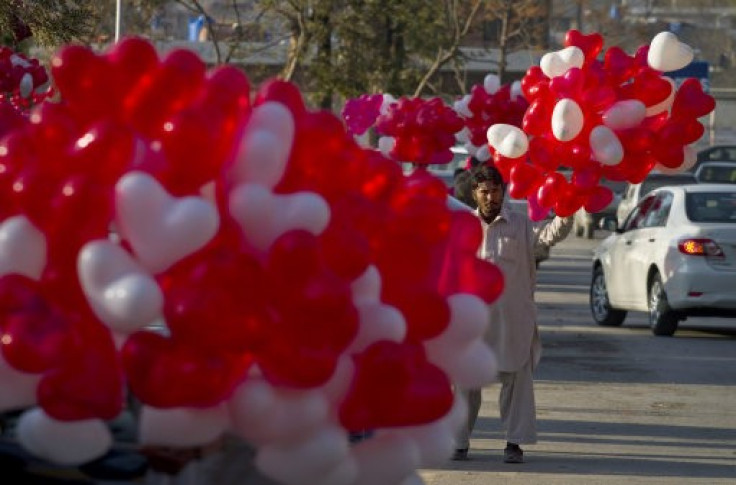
left=457, top=205, right=572, bottom=449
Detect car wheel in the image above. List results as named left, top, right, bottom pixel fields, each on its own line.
left=648, top=273, right=679, bottom=336
left=590, top=266, right=626, bottom=326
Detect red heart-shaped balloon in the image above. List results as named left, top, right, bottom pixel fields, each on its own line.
left=522, top=98, right=551, bottom=137
left=508, top=163, right=544, bottom=199
left=520, top=66, right=550, bottom=101
left=549, top=67, right=585, bottom=99
left=671, top=78, right=716, bottom=120
left=553, top=183, right=586, bottom=217
left=438, top=211, right=505, bottom=304
left=339, top=341, right=453, bottom=431
left=38, top=323, right=124, bottom=420
left=584, top=185, right=614, bottom=213
left=0, top=275, right=75, bottom=374
left=528, top=136, right=559, bottom=172
left=122, top=331, right=250, bottom=408
left=564, top=29, right=604, bottom=62
left=624, top=69, right=673, bottom=107
left=604, top=46, right=635, bottom=84
left=572, top=164, right=601, bottom=192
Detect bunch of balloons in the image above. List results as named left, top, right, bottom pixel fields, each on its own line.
left=453, top=74, right=529, bottom=163
left=0, top=37, right=503, bottom=485
left=486, top=30, right=715, bottom=220
left=0, top=47, right=52, bottom=115
left=375, top=97, right=464, bottom=165
left=341, top=93, right=384, bottom=136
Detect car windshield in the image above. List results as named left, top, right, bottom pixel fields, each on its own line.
left=685, top=192, right=736, bottom=223
left=697, top=165, right=736, bottom=183
left=640, top=175, right=696, bottom=197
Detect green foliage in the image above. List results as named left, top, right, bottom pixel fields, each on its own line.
left=0, top=0, right=98, bottom=48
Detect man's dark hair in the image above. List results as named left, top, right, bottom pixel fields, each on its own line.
left=469, top=163, right=505, bottom=191
left=467, top=156, right=483, bottom=168
left=453, top=170, right=476, bottom=208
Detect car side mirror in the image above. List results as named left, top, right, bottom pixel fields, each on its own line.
left=598, top=215, right=619, bottom=232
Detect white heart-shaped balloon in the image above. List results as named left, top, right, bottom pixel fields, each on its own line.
left=454, top=127, right=470, bottom=144
left=647, top=31, right=694, bottom=72
left=229, top=183, right=330, bottom=252
left=350, top=265, right=382, bottom=304
left=139, top=405, right=230, bottom=447
left=347, top=302, right=406, bottom=353
left=645, top=77, right=676, bottom=116
left=540, top=46, right=585, bottom=78
left=377, top=136, right=396, bottom=157
left=603, top=100, right=647, bottom=130
left=19, top=72, right=33, bottom=98
left=475, top=144, right=491, bottom=162
left=0, top=352, right=39, bottom=412
left=483, top=74, right=500, bottom=94
left=115, top=171, right=220, bottom=274
left=380, top=94, right=397, bottom=115
left=434, top=294, right=489, bottom=345
left=0, top=215, right=46, bottom=280
left=590, top=126, right=624, bottom=166
left=551, top=98, right=585, bottom=142
left=255, top=426, right=352, bottom=485
left=487, top=124, right=528, bottom=159
left=510, top=80, right=523, bottom=100
left=431, top=340, right=498, bottom=389
left=227, top=101, right=294, bottom=188
left=16, top=409, right=112, bottom=465
left=229, top=379, right=329, bottom=445
left=452, top=95, right=473, bottom=118
left=78, top=240, right=163, bottom=333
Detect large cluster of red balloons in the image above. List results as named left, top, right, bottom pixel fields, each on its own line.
left=488, top=30, right=715, bottom=219
left=375, top=97, right=464, bottom=164
left=0, top=47, right=52, bottom=115
left=0, top=37, right=501, bottom=484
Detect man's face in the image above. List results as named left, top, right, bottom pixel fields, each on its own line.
left=472, top=180, right=505, bottom=221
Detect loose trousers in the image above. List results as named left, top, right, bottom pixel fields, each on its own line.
left=456, top=358, right=538, bottom=449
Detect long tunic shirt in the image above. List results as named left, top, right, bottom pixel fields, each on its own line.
left=477, top=205, right=573, bottom=372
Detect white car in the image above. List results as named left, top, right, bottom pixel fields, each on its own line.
left=615, top=172, right=697, bottom=226
left=590, top=184, right=736, bottom=336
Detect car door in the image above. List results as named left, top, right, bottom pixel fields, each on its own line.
left=607, top=194, right=659, bottom=306
left=623, top=192, right=673, bottom=308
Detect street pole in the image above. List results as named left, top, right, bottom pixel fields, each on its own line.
left=115, top=0, right=122, bottom=42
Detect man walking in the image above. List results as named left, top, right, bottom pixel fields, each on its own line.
left=454, top=164, right=572, bottom=463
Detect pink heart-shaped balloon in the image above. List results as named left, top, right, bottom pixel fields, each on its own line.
left=527, top=192, right=551, bottom=221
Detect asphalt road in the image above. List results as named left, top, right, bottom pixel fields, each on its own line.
left=420, top=230, right=736, bottom=485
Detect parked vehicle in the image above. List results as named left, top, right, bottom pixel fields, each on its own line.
left=694, top=161, right=736, bottom=184
left=590, top=184, right=736, bottom=336
left=615, top=172, right=697, bottom=226
left=691, top=145, right=736, bottom=174
left=696, top=145, right=736, bottom=163
left=572, top=178, right=627, bottom=239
